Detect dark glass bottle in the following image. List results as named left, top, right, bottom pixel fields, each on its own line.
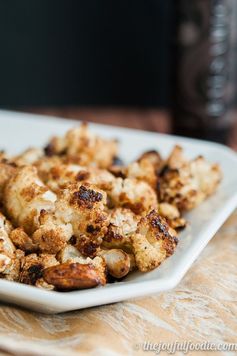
left=172, top=0, right=237, bottom=144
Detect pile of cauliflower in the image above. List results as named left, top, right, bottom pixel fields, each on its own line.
left=0, top=123, right=221, bottom=291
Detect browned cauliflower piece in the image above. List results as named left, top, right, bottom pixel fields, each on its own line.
left=159, top=202, right=186, bottom=230
left=13, top=148, right=44, bottom=166
left=56, top=183, right=109, bottom=240
left=0, top=160, right=17, bottom=200
left=32, top=209, right=73, bottom=254
left=165, top=145, right=187, bottom=169
left=131, top=210, right=178, bottom=272
left=71, top=234, right=101, bottom=258
left=3, top=165, right=72, bottom=254
left=44, top=122, right=118, bottom=168
left=20, top=253, right=58, bottom=288
left=109, top=150, right=162, bottom=188
left=103, top=208, right=139, bottom=252
left=137, top=150, right=163, bottom=170
left=158, top=146, right=222, bottom=211
left=32, top=183, right=109, bottom=254
left=125, top=160, right=157, bottom=189
left=0, top=151, right=6, bottom=161
left=124, top=150, right=162, bottom=188
left=108, top=177, right=158, bottom=215
left=3, top=165, right=57, bottom=234
left=10, top=227, right=38, bottom=253
left=0, top=212, right=15, bottom=274
left=3, top=249, right=25, bottom=282
left=0, top=213, right=24, bottom=281
left=35, top=156, right=115, bottom=193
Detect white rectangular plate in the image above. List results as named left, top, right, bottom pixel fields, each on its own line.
left=0, top=110, right=237, bottom=314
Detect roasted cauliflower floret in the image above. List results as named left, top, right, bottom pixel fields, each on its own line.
left=35, top=157, right=115, bottom=193
left=44, top=122, right=118, bottom=168
left=108, top=178, right=158, bottom=215
left=0, top=160, right=17, bottom=200
left=109, top=150, right=162, bottom=188
left=158, top=146, right=222, bottom=211
left=10, top=227, right=38, bottom=253
left=33, top=183, right=109, bottom=254
left=125, top=160, right=157, bottom=189
left=0, top=213, right=25, bottom=281
left=124, top=150, right=162, bottom=188
left=4, top=166, right=57, bottom=234
left=165, top=145, right=187, bottom=169
left=131, top=210, right=178, bottom=272
left=138, top=150, right=163, bottom=170
left=20, top=253, right=58, bottom=287
left=56, top=183, right=109, bottom=240
left=0, top=212, right=15, bottom=273
left=13, top=148, right=44, bottom=166
left=3, top=165, right=72, bottom=254
left=32, top=209, right=73, bottom=254
left=3, top=249, right=25, bottom=282
left=159, top=202, right=186, bottom=230
left=103, top=208, right=139, bottom=252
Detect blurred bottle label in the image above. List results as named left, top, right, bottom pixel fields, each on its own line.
left=173, top=0, right=237, bottom=142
